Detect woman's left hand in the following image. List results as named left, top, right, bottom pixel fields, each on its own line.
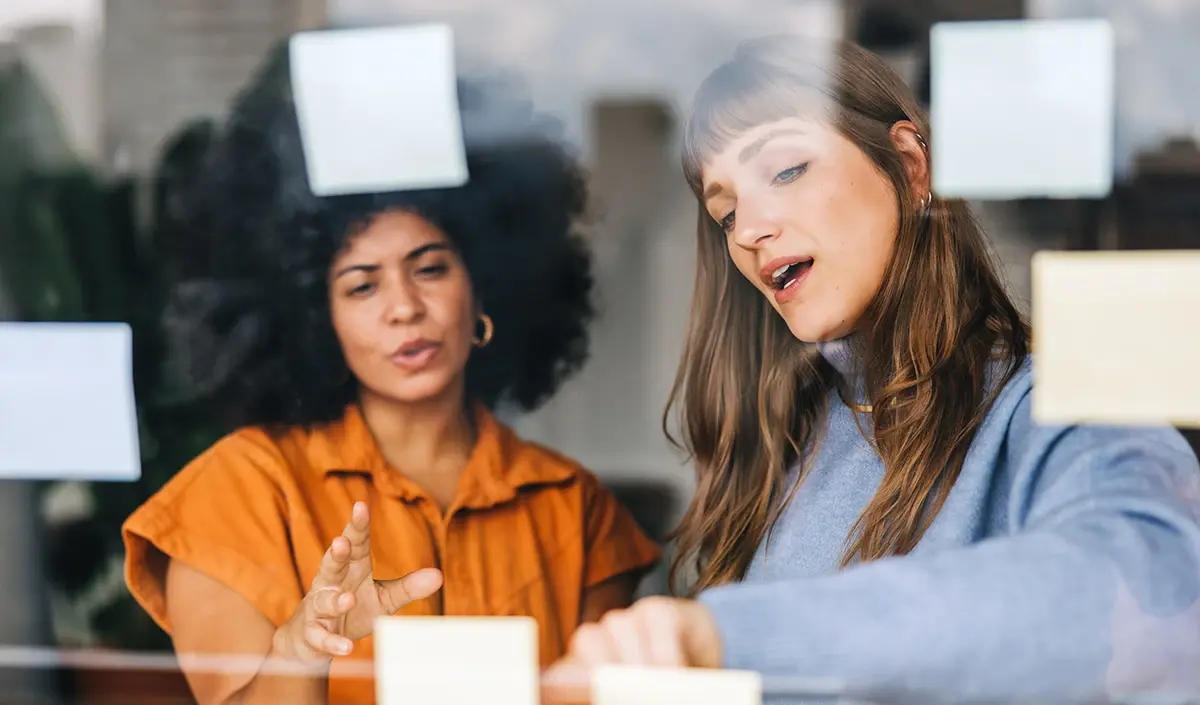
left=541, top=597, right=724, bottom=704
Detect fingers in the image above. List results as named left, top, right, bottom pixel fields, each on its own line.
left=303, top=618, right=354, bottom=657
left=377, top=568, right=444, bottom=615
left=283, top=503, right=376, bottom=662
left=310, top=586, right=355, bottom=620
left=276, top=587, right=357, bottom=662
left=542, top=599, right=703, bottom=704
left=303, top=587, right=357, bottom=655
left=601, top=608, right=671, bottom=665
left=562, top=597, right=694, bottom=669
left=342, top=501, right=372, bottom=563
left=310, top=502, right=370, bottom=591
left=311, top=534, right=353, bottom=590
left=569, top=621, right=620, bottom=664
left=639, top=599, right=687, bottom=666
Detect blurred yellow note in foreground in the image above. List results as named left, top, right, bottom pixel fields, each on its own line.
left=593, top=665, right=762, bottom=705
left=375, top=616, right=537, bottom=705
left=1032, top=250, right=1200, bottom=428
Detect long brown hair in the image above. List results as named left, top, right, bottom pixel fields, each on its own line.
left=665, top=36, right=1030, bottom=595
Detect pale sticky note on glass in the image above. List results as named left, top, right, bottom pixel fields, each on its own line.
left=930, top=19, right=1114, bottom=199
left=0, top=322, right=140, bottom=480
left=1032, top=251, right=1200, bottom=428
left=289, top=24, right=468, bottom=197
left=594, top=665, right=762, bottom=705
left=374, top=616, right=536, bottom=705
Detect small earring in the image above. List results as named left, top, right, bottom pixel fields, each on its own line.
left=920, top=191, right=933, bottom=218
left=473, top=313, right=494, bottom=348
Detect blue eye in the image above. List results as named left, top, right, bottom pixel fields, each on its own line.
left=774, top=163, right=809, bottom=184
left=719, top=211, right=736, bottom=232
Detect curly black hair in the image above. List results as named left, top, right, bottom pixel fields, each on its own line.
left=164, top=40, right=595, bottom=430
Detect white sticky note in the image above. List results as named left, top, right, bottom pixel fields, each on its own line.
left=930, top=19, right=1114, bottom=199
left=375, top=616, right=537, bottom=705
left=289, top=23, right=468, bottom=196
left=1032, top=251, right=1200, bottom=428
left=593, top=665, right=762, bottom=705
left=0, top=322, right=140, bottom=480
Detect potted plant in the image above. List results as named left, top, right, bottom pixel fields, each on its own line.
left=1, top=56, right=226, bottom=704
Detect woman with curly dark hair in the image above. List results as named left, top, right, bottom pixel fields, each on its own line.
left=121, top=44, right=660, bottom=705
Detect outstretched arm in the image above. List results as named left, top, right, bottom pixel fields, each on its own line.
left=699, top=402, right=1200, bottom=705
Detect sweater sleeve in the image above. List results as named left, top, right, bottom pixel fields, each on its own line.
left=697, top=391, right=1200, bottom=705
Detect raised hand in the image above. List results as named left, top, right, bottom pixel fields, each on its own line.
left=273, top=501, right=443, bottom=662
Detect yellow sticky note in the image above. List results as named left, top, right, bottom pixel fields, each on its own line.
left=593, top=665, right=762, bottom=705
left=1031, top=250, right=1200, bottom=428
left=374, top=616, right=537, bottom=705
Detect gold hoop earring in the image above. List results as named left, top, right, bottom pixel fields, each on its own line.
left=473, top=313, right=494, bottom=348
left=914, top=130, right=933, bottom=218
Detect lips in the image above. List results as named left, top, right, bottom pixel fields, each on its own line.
left=390, top=339, right=442, bottom=371
left=759, top=256, right=814, bottom=291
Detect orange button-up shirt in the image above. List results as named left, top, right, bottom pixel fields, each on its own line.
left=123, top=403, right=660, bottom=705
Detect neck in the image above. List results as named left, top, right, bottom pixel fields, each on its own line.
left=357, top=384, right=476, bottom=481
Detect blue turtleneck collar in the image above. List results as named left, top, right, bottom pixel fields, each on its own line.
left=815, top=335, right=868, bottom=407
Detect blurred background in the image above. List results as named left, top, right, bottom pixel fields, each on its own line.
left=0, top=0, right=1198, bottom=703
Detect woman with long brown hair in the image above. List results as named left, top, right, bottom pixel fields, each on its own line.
left=542, top=36, right=1200, bottom=704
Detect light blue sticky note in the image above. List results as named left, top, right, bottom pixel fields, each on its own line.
left=289, top=23, right=469, bottom=196
left=0, top=322, right=140, bottom=481
left=930, top=19, right=1115, bottom=199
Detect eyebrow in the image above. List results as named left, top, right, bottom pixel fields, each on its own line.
left=738, top=127, right=807, bottom=164
left=333, top=242, right=450, bottom=279
left=702, top=127, right=809, bottom=202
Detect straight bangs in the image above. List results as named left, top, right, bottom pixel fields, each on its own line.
left=682, top=60, right=834, bottom=197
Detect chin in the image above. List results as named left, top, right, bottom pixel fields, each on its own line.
left=779, top=313, right=824, bottom=344
left=368, top=374, right=456, bottom=407
left=780, top=310, right=849, bottom=344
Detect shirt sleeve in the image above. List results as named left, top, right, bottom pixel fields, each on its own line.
left=697, top=389, right=1200, bottom=705
left=122, top=430, right=306, bottom=633
left=578, top=470, right=663, bottom=589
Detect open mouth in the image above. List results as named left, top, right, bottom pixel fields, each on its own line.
left=770, top=260, right=813, bottom=291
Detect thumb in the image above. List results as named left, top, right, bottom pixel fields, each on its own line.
left=378, top=568, right=443, bottom=614
left=679, top=600, right=723, bottom=668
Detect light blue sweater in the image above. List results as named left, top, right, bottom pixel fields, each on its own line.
left=697, top=338, right=1200, bottom=705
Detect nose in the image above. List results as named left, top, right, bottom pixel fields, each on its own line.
left=731, top=206, right=782, bottom=250
left=383, top=277, right=425, bottom=325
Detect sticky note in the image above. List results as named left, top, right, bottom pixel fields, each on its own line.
left=289, top=23, right=468, bottom=197
left=593, top=665, right=762, bottom=705
left=0, top=322, right=140, bottom=480
left=374, top=616, right=537, bottom=705
left=930, top=19, right=1115, bottom=199
left=1031, top=251, right=1200, bottom=428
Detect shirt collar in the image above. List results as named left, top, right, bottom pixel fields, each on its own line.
left=310, top=402, right=575, bottom=509
left=816, top=334, right=869, bottom=407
